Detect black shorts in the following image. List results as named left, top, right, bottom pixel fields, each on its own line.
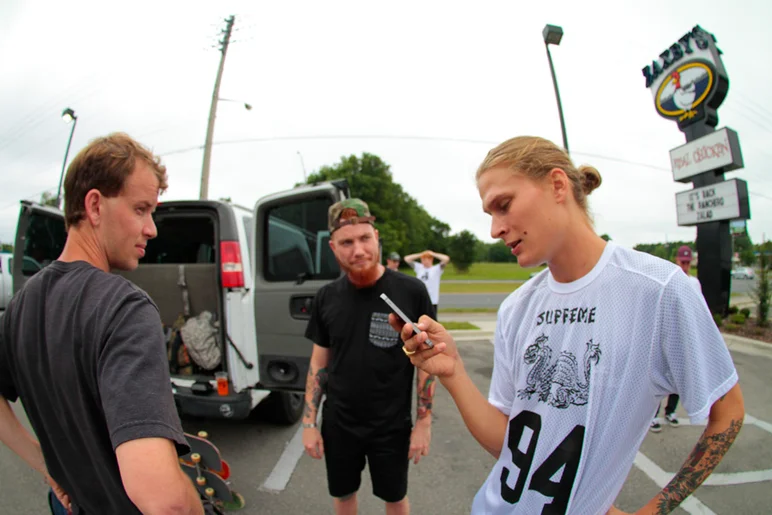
left=322, top=419, right=411, bottom=503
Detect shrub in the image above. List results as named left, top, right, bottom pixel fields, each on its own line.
left=713, top=313, right=723, bottom=327
left=740, top=308, right=751, bottom=318
left=752, top=244, right=770, bottom=327
left=728, top=305, right=739, bottom=315
left=751, top=327, right=765, bottom=336
left=729, top=313, right=746, bottom=325
left=724, top=323, right=739, bottom=331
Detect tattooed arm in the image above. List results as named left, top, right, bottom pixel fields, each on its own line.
left=416, top=369, right=436, bottom=421
left=634, top=383, right=745, bottom=515
left=409, top=369, right=436, bottom=464
left=302, top=344, right=330, bottom=459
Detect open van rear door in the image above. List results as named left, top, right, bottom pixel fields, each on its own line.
left=13, top=201, right=66, bottom=294
left=252, top=182, right=346, bottom=391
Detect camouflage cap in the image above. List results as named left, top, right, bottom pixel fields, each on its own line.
left=328, top=198, right=376, bottom=233
left=388, top=252, right=400, bottom=261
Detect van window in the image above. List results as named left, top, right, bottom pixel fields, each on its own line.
left=142, top=216, right=215, bottom=264
left=22, top=212, right=66, bottom=276
left=265, top=197, right=339, bottom=281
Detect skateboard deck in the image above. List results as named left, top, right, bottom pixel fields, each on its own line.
left=181, top=431, right=231, bottom=480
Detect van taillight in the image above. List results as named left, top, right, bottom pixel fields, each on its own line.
left=220, top=241, right=244, bottom=288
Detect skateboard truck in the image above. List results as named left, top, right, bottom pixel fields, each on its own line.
left=191, top=453, right=206, bottom=485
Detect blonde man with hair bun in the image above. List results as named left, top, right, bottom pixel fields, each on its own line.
left=392, top=136, right=744, bottom=514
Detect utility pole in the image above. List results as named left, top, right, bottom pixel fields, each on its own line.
left=200, top=15, right=236, bottom=200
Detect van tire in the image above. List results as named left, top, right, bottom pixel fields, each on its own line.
left=262, top=391, right=304, bottom=424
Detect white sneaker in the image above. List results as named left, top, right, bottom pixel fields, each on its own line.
left=650, top=419, right=662, bottom=433
left=665, top=413, right=679, bottom=427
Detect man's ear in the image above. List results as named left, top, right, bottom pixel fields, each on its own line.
left=83, top=189, right=103, bottom=226
left=329, top=237, right=336, bottom=252
left=548, top=168, right=570, bottom=204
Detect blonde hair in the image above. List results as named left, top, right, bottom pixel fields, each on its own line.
left=64, top=132, right=168, bottom=230
left=476, top=136, right=601, bottom=218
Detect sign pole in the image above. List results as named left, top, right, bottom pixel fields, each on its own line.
left=683, top=124, right=732, bottom=316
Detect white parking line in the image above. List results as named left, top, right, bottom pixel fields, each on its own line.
left=260, top=425, right=305, bottom=492
left=745, top=414, right=772, bottom=435
left=633, top=411, right=772, bottom=511
left=703, top=469, right=772, bottom=486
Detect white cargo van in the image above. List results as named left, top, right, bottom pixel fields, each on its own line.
left=12, top=181, right=348, bottom=424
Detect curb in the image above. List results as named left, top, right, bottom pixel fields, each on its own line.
left=721, top=332, right=772, bottom=354
left=449, top=329, right=494, bottom=341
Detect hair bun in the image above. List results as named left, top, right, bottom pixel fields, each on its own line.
left=578, top=165, right=602, bottom=195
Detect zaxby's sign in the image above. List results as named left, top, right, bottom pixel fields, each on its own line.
left=675, top=179, right=750, bottom=226
left=642, top=25, right=729, bottom=130
left=669, top=127, right=743, bottom=182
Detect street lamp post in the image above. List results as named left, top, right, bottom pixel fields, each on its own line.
left=542, top=24, right=569, bottom=154
left=56, top=107, right=78, bottom=209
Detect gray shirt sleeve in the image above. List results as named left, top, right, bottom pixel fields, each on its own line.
left=97, top=291, right=189, bottom=455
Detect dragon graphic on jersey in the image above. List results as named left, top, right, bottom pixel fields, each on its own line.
left=517, top=334, right=602, bottom=409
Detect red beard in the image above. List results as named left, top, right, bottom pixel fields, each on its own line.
left=342, top=260, right=382, bottom=287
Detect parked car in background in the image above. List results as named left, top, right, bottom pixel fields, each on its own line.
left=731, top=266, right=755, bottom=280
left=0, top=252, right=11, bottom=312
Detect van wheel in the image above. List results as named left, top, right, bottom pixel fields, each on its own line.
left=262, top=391, right=304, bottom=425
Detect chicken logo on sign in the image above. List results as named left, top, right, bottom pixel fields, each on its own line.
left=643, top=25, right=728, bottom=131
left=656, top=63, right=714, bottom=122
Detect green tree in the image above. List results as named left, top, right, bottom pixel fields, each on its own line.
left=1, top=243, right=12, bottom=253
left=634, top=240, right=692, bottom=262
left=40, top=191, right=59, bottom=207
left=487, top=241, right=517, bottom=263
left=752, top=244, right=770, bottom=327
left=448, top=230, right=479, bottom=273
left=305, top=153, right=451, bottom=258
left=733, top=233, right=755, bottom=267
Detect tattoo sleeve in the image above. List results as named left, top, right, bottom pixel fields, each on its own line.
left=654, top=417, right=743, bottom=513
left=416, top=372, right=436, bottom=420
left=303, top=366, right=328, bottom=423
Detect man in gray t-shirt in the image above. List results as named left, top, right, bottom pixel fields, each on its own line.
left=0, top=133, right=204, bottom=514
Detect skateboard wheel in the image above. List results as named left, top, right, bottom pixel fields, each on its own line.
left=191, top=453, right=201, bottom=463
left=198, top=431, right=209, bottom=439
left=205, top=487, right=215, bottom=497
left=196, top=476, right=206, bottom=486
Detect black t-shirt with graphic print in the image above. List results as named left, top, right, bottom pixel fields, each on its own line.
left=305, top=268, right=435, bottom=437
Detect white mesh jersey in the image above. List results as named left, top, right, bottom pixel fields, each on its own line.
left=471, top=242, right=738, bottom=515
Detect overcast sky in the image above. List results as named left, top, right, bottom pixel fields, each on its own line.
left=2, top=0, right=771, bottom=251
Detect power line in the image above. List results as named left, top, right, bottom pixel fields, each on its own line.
left=155, top=133, right=772, bottom=205
left=159, top=133, right=677, bottom=174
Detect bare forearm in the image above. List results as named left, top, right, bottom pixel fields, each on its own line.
left=440, top=368, right=508, bottom=457
left=0, top=398, right=47, bottom=475
left=644, top=388, right=744, bottom=514
left=416, top=370, right=436, bottom=421
left=135, top=471, right=204, bottom=515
